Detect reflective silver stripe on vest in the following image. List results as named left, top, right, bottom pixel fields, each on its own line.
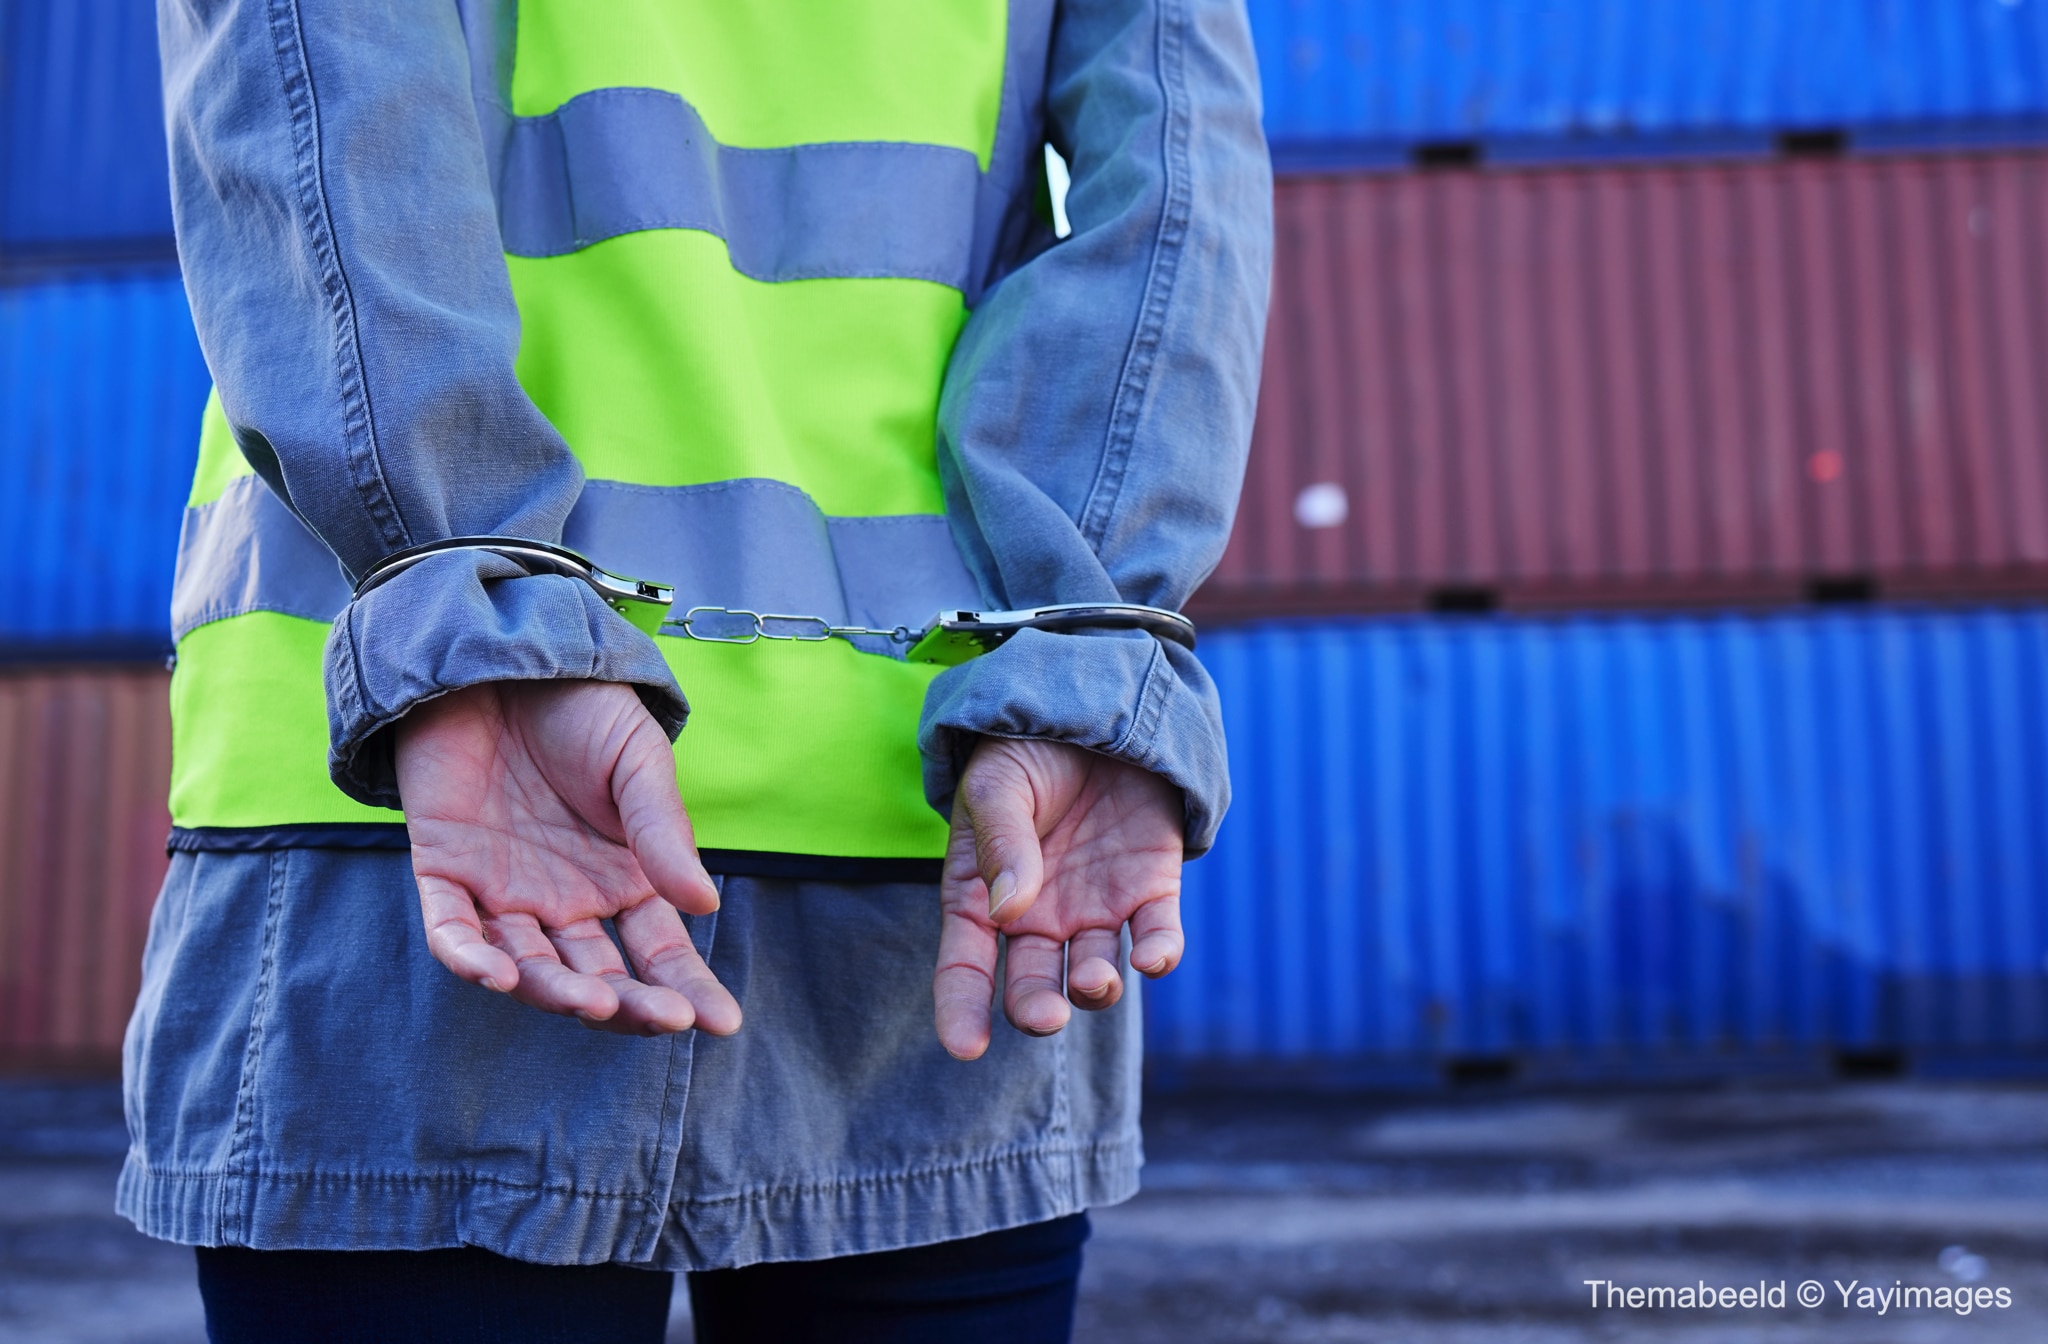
left=172, top=477, right=982, bottom=656
left=456, top=0, right=1055, bottom=302
left=497, top=90, right=981, bottom=287
left=172, top=476, right=353, bottom=637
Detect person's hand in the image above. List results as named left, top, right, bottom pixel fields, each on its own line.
left=934, top=737, right=1184, bottom=1060
left=394, top=680, right=740, bottom=1037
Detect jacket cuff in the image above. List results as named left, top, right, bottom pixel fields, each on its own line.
left=322, top=550, right=687, bottom=808
left=918, top=628, right=1230, bottom=856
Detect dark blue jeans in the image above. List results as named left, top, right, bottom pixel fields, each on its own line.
left=195, top=1213, right=1089, bottom=1344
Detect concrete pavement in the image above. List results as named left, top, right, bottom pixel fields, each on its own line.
left=4, top=1078, right=2045, bottom=1342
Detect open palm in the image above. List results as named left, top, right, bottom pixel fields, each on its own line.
left=934, top=737, right=1185, bottom=1060
left=395, top=680, right=740, bottom=1037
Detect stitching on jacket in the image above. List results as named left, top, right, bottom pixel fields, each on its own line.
left=1050, top=1033, right=1075, bottom=1203
left=641, top=906, right=715, bottom=1251
left=125, top=1163, right=653, bottom=1202
left=674, top=1135, right=1141, bottom=1209
left=266, top=0, right=410, bottom=553
left=117, top=1132, right=1139, bottom=1207
left=576, top=583, right=604, bottom=681
left=219, top=850, right=292, bottom=1242
left=338, top=599, right=373, bottom=764
left=1110, top=639, right=1170, bottom=770
left=1077, top=0, right=1194, bottom=552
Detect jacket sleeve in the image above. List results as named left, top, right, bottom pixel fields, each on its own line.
left=920, top=0, right=1273, bottom=855
left=159, top=0, right=684, bottom=808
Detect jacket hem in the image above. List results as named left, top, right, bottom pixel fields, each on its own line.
left=116, top=1134, right=1141, bottom=1271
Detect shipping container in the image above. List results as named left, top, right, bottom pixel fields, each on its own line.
left=0, top=271, right=206, bottom=650
left=0, top=667, right=170, bottom=1069
left=12, top=0, right=2048, bottom=244
left=1203, top=152, right=2048, bottom=620
left=1148, top=609, right=2048, bottom=1086
left=1252, top=0, right=2048, bottom=167
left=1, top=0, right=174, bottom=259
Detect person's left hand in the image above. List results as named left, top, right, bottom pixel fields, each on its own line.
left=933, top=737, right=1185, bottom=1060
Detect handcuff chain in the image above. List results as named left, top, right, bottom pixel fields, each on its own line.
left=661, top=605, right=917, bottom=647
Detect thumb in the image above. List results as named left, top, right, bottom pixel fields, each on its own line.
left=613, top=715, right=720, bottom=916
left=959, top=755, right=1045, bottom=925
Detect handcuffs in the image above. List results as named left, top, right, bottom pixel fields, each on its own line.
left=352, top=536, right=1197, bottom=666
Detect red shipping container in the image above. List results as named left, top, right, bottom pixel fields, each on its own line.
left=0, top=667, right=170, bottom=1071
left=1200, top=151, right=2048, bottom=618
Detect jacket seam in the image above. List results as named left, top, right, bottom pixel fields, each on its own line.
left=1076, top=0, right=1194, bottom=554
left=125, top=1163, right=656, bottom=1202
left=1110, top=639, right=1172, bottom=772
left=219, top=850, right=291, bottom=1242
left=675, top=1135, right=1139, bottom=1209
left=644, top=907, right=714, bottom=1250
left=117, top=1133, right=1138, bottom=1208
left=266, top=0, right=410, bottom=553
left=340, top=600, right=373, bottom=746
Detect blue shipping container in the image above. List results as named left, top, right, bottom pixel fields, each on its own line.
left=2, top=0, right=173, bottom=252
left=0, top=272, right=206, bottom=649
left=1252, top=0, right=2048, bottom=165
left=1149, top=610, right=2048, bottom=1083
left=13, top=0, right=2048, bottom=211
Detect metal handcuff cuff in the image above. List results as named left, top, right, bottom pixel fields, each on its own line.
left=351, top=536, right=1197, bottom=666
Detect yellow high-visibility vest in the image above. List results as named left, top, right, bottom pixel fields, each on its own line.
left=170, top=0, right=1040, bottom=860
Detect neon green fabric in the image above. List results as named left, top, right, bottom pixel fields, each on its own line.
left=507, top=232, right=959, bottom=517
left=189, top=390, right=254, bottom=508
left=170, top=613, right=950, bottom=855
left=508, top=0, right=1006, bottom=168
left=170, top=614, right=392, bottom=827
left=169, top=1, right=1006, bottom=858
left=662, top=638, right=949, bottom=856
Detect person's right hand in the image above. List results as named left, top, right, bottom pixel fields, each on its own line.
left=394, top=679, right=741, bottom=1038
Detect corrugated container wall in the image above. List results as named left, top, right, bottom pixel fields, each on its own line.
left=1148, top=610, right=2048, bottom=1085
left=1, top=0, right=173, bottom=255
left=0, top=669, right=171, bottom=1067
left=1252, top=0, right=2048, bottom=163
left=0, top=273, right=206, bottom=650
left=1202, top=152, right=2048, bottom=618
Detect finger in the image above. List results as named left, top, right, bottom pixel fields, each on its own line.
left=485, top=912, right=623, bottom=1022
left=545, top=913, right=698, bottom=1036
left=933, top=906, right=999, bottom=1061
left=1002, top=932, right=1072, bottom=1037
left=417, top=874, right=519, bottom=993
left=959, top=759, right=1045, bottom=925
left=613, top=717, right=720, bottom=917
left=615, top=897, right=743, bottom=1036
left=1065, top=927, right=1125, bottom=1010
left=1128, top=891, right=1185, bottom=978
left=939, top=794, right=990, bottom=922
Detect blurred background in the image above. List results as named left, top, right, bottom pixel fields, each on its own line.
left=7, top=2, right=2048, bottom=1341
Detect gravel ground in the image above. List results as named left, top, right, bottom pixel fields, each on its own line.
left=3, top=1078, right=2046, bottom=1343
left=1081, top=1083, right=2048, bottom=1343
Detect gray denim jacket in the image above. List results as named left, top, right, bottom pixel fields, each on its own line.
left=160, top=0, right=1271, bottom=852
left=125, top=0, right=1270, bottom=1270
